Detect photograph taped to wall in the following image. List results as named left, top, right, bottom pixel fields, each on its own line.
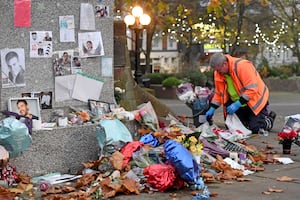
left=88, top=99, right=110, bottom=116
left=40, top=91, right=53, bottom=109
left=95, top=5, right=109, bottom=18
left=22, top=92, right=40, bottom=98
left=78, top=32, right=104, bottom=58
left=1, top=48, right=26, bottom=88
left=22, top=92, right=52, bottom=109
left=30, top=31, right=53, bottom=58
left=8, top=97, right=41, bottom=120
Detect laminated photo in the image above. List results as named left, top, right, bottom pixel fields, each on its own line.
left=78, top=32, right=105, bottom=58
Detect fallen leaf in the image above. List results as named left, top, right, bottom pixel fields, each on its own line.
left=262, top=191, right=271, bottom=195
left=236, top=178, right=252, bottom=182
left=109, top=151, right=125, bottom=170
left=276, top=176, right=297, bottom=182
left=268, top=188, right=283, bottom=193
left=210, top=192, right=218, bottom=197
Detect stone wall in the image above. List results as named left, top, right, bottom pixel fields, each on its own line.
left=0, top=0, right=115, bottom=116
left=0, top=0, right=116, bottom=175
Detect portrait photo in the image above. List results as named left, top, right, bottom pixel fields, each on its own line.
left=71, top=56, right=82, bottom=74
left=95, top=5, right=109, bottom=18
left=78, top=32, right=105, bottom=58
left=1, top=48, right=25, bottom=88
left=8, top=97, right=41, bottom=120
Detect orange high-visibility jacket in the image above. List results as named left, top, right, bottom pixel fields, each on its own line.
left=211, top=54, right=269, bottom=115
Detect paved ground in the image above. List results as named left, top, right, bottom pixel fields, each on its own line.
left=113, top=92, right=300, bottom=200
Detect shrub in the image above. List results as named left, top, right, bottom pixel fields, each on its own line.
left=162, top=76, right=182, bottom=87
left=176, top=70, right=208, bottom=86
left=146, top=73, right=164, bottom=84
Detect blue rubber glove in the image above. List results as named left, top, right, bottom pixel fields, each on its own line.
left=205, top=107, right=215, bottom=121
left=226, top=100, right=242, bottom=115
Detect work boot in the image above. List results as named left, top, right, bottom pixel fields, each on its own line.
left=269, top=110, right=277, bottom=121
left=265, top=111, right=276, bottom=131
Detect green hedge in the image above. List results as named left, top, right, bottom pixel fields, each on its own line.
left=162, top=76, right=182, bottom=87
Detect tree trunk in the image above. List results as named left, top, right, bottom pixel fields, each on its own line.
left=121, top=38, right=175, bottom=117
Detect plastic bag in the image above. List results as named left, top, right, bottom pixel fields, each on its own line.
left=225, top=114, right=252, bottom=140
left=96, top=119, right=133, bottom=155
left=143, top=164, right=176, bottom=192
left=132, top=147, right=154, bottom=168
left=176, top=83, right=195, bottom=103
left=139, top=133, right=159, bottom=147
left=164, top=140, right=200, bottom=184
left=136, top=102, right=159, bottom=131
left=0, top=117, right=31, bottom=158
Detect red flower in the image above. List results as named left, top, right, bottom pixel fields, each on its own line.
left=278, top=130, right=298, bottom=141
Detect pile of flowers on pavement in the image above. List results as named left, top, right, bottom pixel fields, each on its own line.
left=1, top=99, right=300, bottom=199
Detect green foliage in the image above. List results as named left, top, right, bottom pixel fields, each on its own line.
left=146, top=73, right=164, bottom=84
left=145, top=73, right=173, bottom=84
left=162, top=76, right=182, bottom=87
left=268, top=67, right=281, bottom=77
left=178, top=70, right=208, bottom=86
left=279, top=65, right=293, bottom=77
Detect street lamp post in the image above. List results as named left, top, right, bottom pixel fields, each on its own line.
left=124, top=6, right=151, bottom=85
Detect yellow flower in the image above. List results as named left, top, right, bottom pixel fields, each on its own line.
left=189, top=136, right=198, bottom=144
left=175, top=135, right=185, bottom=143
left=195, top=143, right=203, bottom=155
left=189, top=145, right=197, bottom=153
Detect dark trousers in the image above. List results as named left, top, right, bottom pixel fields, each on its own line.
left=226, top=101, right=270, bottom=133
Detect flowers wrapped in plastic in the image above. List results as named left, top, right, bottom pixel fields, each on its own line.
left=163, top=139, right=201, bottom=185
left=135, top=102, right=159, bottom=131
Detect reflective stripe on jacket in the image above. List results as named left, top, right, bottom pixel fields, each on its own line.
left=211, top=54, right=269, bottom=115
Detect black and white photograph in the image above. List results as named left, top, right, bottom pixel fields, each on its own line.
left=1, top=48, right=25, bottom=88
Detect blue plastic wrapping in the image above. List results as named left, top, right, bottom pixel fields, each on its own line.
left=96, top=119, right=133, bottom=155
left=139, top=133, right=159, bottom=147
left=191, top=186, right=210, bottom=200
left=0, top=117, right=31, bottom=158
left=164, top=139, right=201, bottom=184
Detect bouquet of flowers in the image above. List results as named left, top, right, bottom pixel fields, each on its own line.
left=277, top=129, right=298, bottom=143
left=175, top=134, right=203, bottom=155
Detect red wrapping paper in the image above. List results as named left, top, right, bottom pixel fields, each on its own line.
left=14, top=0, right=31, bottom=27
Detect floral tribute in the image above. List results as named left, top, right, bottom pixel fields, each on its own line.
left=277, top=130, right=298, bottom=143
left=175, top=134, right=203, bottom=155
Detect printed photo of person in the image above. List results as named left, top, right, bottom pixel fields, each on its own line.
left=0, top=48, right=25, bottom=88
left=40, top=91, right=52, bottom=109
left=16, top=99, right=39, bottom=120
left=30, top=31, right=53, bottom=58
left=95, top=5, right=109, bottom=18
left=78, top=32, right=105, bottom=58
left=44, top=32, right=52, bottom=41
left=54, top=50, right=73, bottom=76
